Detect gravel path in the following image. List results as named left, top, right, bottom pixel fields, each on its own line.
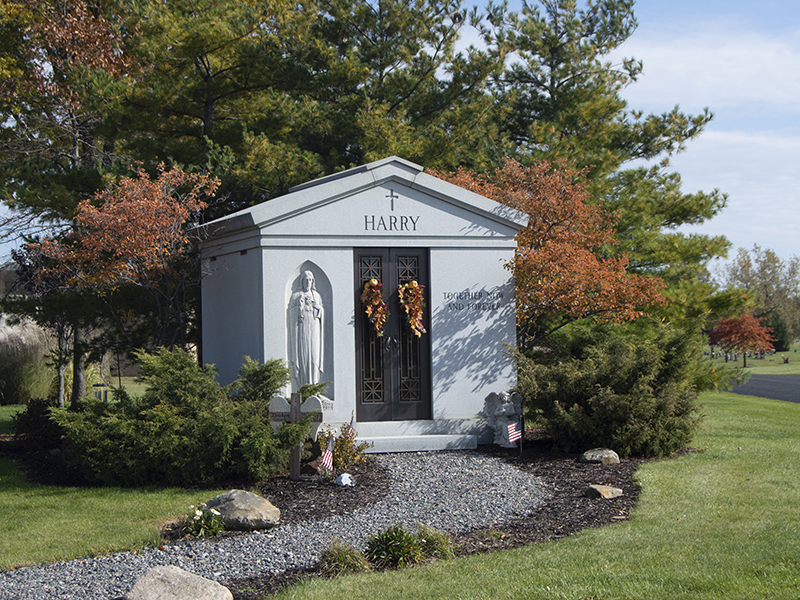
left=0, top=451, right=549, bottom=600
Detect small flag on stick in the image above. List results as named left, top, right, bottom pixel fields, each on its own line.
left=320, top=438, right=334, bottom=471
left=508, top=421, right=522, bottom=443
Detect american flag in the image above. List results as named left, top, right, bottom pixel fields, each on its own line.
left=320, top=438, right=334, bottom=471
left=508, top=422, right=522, bottom=443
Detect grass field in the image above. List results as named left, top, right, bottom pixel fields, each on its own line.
left=0, top=405, right=227, bottom=570
left=0, top=405, right=20, bottom=435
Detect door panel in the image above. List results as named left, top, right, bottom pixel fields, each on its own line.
left=355, top=248, right=431, bottom=421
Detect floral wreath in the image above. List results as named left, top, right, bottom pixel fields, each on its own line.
left=398, top=280, right=426, bottom=337
left=360, top=278, right=388, bottom=336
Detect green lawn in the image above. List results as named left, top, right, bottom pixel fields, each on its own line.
left=0, top=405, right=22, bottom=435
left=274, top=391, right=800, bottom=600
left=0, top=405, right=227, bottom=570
left=0, top=459, right=228, bottom=569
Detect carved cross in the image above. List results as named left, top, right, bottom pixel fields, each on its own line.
left=386, top=188, right=399, bottom=211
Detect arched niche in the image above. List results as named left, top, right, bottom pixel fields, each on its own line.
left=285, top=261, right=333, bottom=399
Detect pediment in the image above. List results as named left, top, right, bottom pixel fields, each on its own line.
left=202, top=157, right=528, bottom=245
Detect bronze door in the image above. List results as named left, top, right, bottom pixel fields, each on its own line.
left=355, top=248, right=431, bottom=421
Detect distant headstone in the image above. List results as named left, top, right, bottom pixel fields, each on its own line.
left=579, top=448, right=620, bottom=465
left=124, top=566, right=232, bottom=600
left=205, top=489, right=280, bottom=531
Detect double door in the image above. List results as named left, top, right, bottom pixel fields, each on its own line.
left=355, top=248, right=431, bottom=421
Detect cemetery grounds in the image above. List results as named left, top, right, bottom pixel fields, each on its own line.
left=0, top=387, right=799, bottom=599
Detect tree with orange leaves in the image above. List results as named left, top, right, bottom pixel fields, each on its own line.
left=709, top=313, right=775, bottom=368
left=35, top=164, right=220, bottom=352
left=439, top=159, right=665, bottom=347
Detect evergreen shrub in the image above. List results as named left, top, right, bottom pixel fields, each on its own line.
left=516, top=321, right=704, bottom=457
left=52, top=349, right=313, bottom=487
left=11, top=397, right=64, bottom=450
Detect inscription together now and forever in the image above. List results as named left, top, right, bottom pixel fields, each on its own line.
left=443, top=290, right=504, bottom=312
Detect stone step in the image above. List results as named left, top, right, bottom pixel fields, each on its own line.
left=358, top=434, right=477, bottom=453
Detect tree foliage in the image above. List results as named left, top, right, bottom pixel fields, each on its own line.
left=33, top=165, right=219, bottom=351
left=0, top=0, right=131, bottom=229
left=438, top=159, right=664, bottom=346
left=487, top=0, right=730, bottom=330
left=717, top=245, right=800, bottom=341
left=496, top=0, right=673, bottom=174
left=709, top=313, right=775, bottom=368
left=1, top=0, right=735, bottom=369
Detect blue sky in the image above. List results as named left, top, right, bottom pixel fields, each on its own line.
left=605, top=0, right=800, bottom=264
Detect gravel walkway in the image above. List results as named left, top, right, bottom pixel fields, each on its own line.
left=0, top=451, right=549, bottom=600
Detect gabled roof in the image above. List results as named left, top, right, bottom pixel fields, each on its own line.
left=202, top=156, right=529, bottom=240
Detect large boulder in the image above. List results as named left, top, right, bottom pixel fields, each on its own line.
left=578, top=448, right=620, bottom=465
left=205, top=489, right=280, bottom=530
left=124, top=566, right=232, bottom=600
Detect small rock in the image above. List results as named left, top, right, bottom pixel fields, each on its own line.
left=124, top=566, right=232, bottom=600
left=579, top=448, right=620, bottom=465
left=584, top=484, right=623, bottom=499
left=205, top=489, right=280, bottom=531
left=336, top=473, right=355, bottom=486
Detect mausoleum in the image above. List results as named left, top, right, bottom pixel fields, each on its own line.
left=200, top=156, right=528, bottom=452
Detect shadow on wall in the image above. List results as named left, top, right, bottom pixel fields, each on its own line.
left=431, top=283, right=516, bottom=396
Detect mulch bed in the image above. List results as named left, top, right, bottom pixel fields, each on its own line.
left=223, top=436, right=642, bottom=599
left=0, top=433, right=642, bottom=599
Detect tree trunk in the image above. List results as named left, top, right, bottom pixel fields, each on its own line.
left=57, top=362, right=67, bottom=408
left=70, top=326, right=86, bottom=409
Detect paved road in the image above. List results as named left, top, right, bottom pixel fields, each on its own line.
left=730, top=374, right=800, bottom=404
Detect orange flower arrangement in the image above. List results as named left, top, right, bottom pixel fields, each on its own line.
left=360, top=278, right=388, bottom=336
left=398, top=280, right=426, bottom=337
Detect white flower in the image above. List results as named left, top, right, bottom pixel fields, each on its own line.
left=210, top=509, right=221, bottom=516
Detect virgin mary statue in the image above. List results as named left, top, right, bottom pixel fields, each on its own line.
left=288, top=270, right=324, bottom=387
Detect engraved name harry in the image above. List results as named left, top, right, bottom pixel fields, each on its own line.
left=364, top=215, right=420, bottom=231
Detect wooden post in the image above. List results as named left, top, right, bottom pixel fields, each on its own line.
left=290, top=392, right=302, bottom=481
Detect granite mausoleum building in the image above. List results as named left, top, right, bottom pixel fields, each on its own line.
left=200, top=157, right=527, bottom=452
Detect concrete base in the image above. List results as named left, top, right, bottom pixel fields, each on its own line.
left=358, top=434, right=478, bottom=453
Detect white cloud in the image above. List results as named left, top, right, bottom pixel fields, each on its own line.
left=609, top=13, right=800, bottom=260
left=614, top=25, right=800, bottom=119
left=672, top=129, right=800, bottom=259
